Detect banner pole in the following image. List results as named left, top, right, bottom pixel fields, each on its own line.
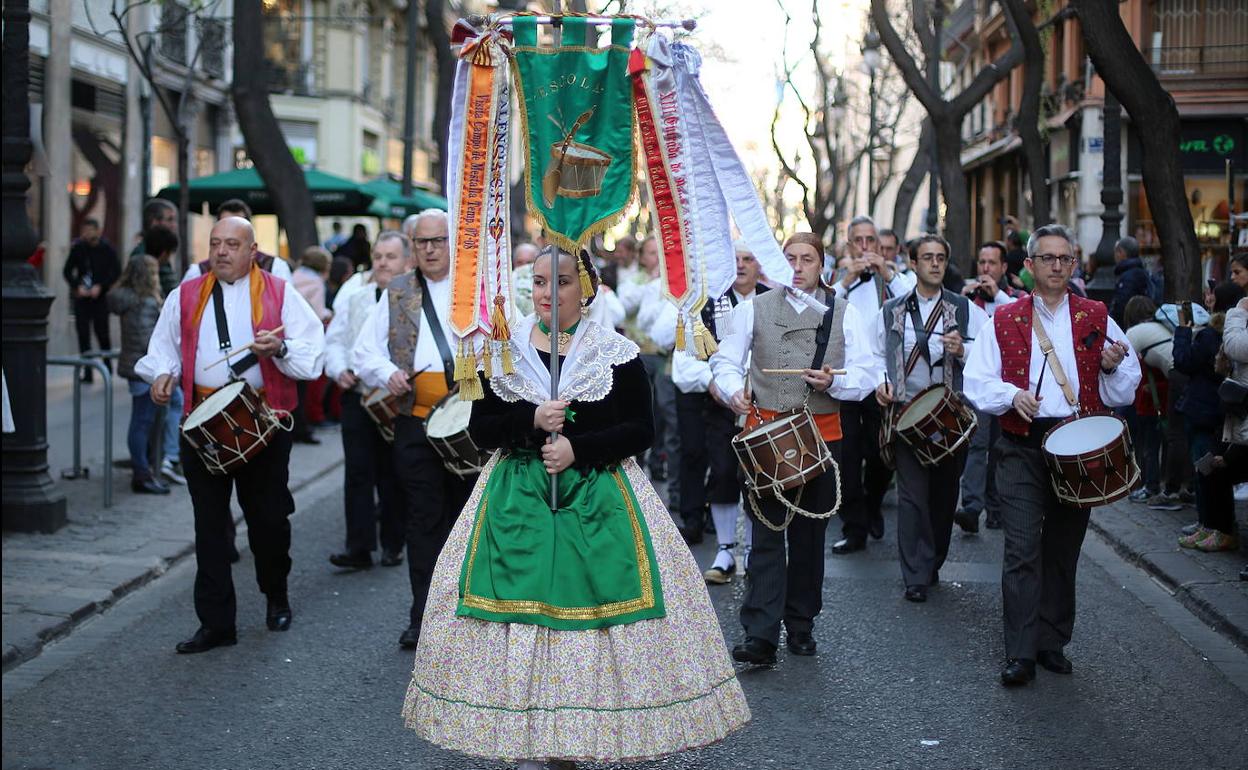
left=548, top=0, right=562, bottom=515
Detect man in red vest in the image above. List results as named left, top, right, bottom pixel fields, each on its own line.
left=964, top=224, right=1139, bottom=687
left=136, top=217, right=326, bottom=654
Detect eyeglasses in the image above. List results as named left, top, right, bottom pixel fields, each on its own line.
left=1033, top=253, right=1077, bottom=266
left=413, top=236, right=448, bottom=248
left=915, top=253, right=948, bottom=264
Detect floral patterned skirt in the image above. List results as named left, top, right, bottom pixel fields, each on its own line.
left=402, top=457, right=750, bottom=762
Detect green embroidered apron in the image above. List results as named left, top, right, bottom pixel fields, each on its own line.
left=457, top=452, right=665, bottom=631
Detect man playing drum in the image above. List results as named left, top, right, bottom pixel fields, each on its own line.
left=323, top=231, right=413, bottom=570
left=964, top=224, right=1139, bottom=687
left=136, top=216, right=326, bottom=654
left=351, top=209, right=475, bottom=651
left=710, top=232, right=877, bottom=665
left=873, top=234, right=989, bottom=603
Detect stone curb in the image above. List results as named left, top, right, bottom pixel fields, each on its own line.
left=1089, top=516, right=1248, bottom=652
left=1, top=455, right=345, bottom=673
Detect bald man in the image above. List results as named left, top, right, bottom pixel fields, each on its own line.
left=137, top=217, right=325, bottom=654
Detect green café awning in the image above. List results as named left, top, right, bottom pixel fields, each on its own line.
left=361, top=177, right=449, bottom=219
left=157, top=167, right=377, bottom=216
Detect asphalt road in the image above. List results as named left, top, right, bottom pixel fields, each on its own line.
left=4, top=471, right=1246, bottom=770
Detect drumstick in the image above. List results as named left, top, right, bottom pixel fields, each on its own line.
left=204, top=326, right=285, bottom=369
left=761, top=368, right=848, bottom=376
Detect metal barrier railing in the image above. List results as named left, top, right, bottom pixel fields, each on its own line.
left=47, top=350, right=117, bottom=508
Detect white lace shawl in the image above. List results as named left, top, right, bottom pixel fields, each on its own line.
left=488, top=315, right=639, bottom=405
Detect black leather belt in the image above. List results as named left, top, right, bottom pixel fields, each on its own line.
left=1002, top=416, right=1066, bottom=449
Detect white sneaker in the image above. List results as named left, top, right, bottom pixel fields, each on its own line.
left=161, top=458, right=186, bottom=485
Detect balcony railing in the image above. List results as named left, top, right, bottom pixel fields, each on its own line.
left=1149, top=44, right=1248, bottom=77
left=160, top=2, right=188, bottom=64
left=198, top=18, right=226, bottom=80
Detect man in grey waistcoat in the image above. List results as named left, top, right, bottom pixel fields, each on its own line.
left=873, top=234, right=989, bottom=603
left=710, top=232, right=878, bottom=666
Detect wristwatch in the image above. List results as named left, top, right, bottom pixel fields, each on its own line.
left=276, top=341, right=289, bottom=359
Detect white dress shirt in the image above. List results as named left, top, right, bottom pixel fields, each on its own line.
left=963, top=293, right=1141, bottom=418
left=709, top=290, right=878, bottom=404
left=871, top=291, right=990, bottom=397
left=323, top=272, right=379, bottom=385
left=135, top=271, right=325, bottom=390
left=977, top=288, right=1015, bottom=317
left=181, top=255, right=292, bottom=285
left=586, top=285, right=626, bottom=330
left=352, top=275, right=454, bottom=390
left=833, top=270, right=910, bottom=321
left=667, top=289, right=755, bottom=394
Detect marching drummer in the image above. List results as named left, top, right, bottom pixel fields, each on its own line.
left=350, top=209, right=475, bottom=651
left=709, top=232, right=877, bottom=666
left=322, top=231, right=413, bottom=571
left=872, top=234, right=989, bottom=603
left=963, top=224, right=1139, bottom=687
left=135, top=216, right=326, bottom=654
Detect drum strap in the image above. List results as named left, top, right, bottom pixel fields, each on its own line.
left=904, top=297, right=945, bottom=379
left=417, top=271, right=457, bottom=390
left=211, top=281, right=261, bottom=379
left=1031, top=313, right=1078, bottom=408
left=811, top=295, right=837, bottom=374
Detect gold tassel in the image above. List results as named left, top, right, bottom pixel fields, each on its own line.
left=481, top=340, right=494, bottom=379
left=577, top=256, right=594, bottom=300
left=675, top=313, right=686, bottom=352
left=501, top=344, right=515, bottom=375
left=460, top=366, right=484, bottom=401
left=490, top=295, right=510, bottom=341
left=452, top=340, right=467, bottom=383
left=694, top=321, right=718, bottom=360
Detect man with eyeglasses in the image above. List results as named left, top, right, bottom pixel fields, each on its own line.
left=873, top=235, right=988, bottom=603
left=352, top=208, right=475, bottom=651
left=964, top=224, right=1139, bottom=687
left=832, top=215, right=909, bottom=553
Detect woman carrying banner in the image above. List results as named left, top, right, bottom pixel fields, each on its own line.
left=401, top=247, right=749, bottom=768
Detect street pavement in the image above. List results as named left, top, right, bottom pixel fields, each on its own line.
left=4, top=467, right=1246, bottom=770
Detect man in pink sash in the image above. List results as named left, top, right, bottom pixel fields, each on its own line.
left=136, top=217, right=325, bottom=654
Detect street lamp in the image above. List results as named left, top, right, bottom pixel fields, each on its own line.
left=830, top=76, right=848, bottom=123
left=862, top=30, right=881, bottom=217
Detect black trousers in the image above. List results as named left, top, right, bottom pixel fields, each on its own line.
left=181, top=430, right=295, bottom=632
left=340, top=391, right=404, bottom=554
left=675, top=390, right=739, bottom=532
left=894, top=441, right=967, bottom=588
left=73, top=297, right=111, bottom=356
left=839, top=398, right=894, bottom=540
left=393, top=414, right=473, bottom=630
left=739, top=439, right=841, bottom=646
left=997, top=434, right=1091, bottom=659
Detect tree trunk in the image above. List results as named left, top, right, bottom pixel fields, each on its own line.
left=231, top=0, right=316, bottom=260
left=177, top=133, right=191, bottom=273
left=892, top=117, right=933, bottom=235
left=1003, top=0, right=1050, bottom=227
left=1073, top=0, right=1200, bottom=302
left=934, top=116, right=973, bottom=270
left=426, top=0, right=455, bottom=195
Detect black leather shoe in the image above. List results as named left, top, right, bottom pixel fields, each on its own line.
left=954, top=509, right=980, bottom=534
left=379, top=549, right=403, bottom=567
left=131, top=477, right=171, bottom=495
left=984, top=512, right=1002, bottom=530
left=398, top=626, right=421, bottom=650
left=831, top=537, right=866, bottom=554
left=329, top=550, right=373, bottom=569
left=731, top=637, right=777, bottom=666
left=929, top=571, right=940, bottom=586
left=868, top=512, right=885, bottom=540
left=678, top=526, right=703, bottom=546
left=1000, top=658, right=1036, bottom=686
left=904, top=585, right=927, bottom=603
left=1037, top=649, right=1073, bottom=675
left=175, top=626, right=237, bottom=654
left=266, top=596, right=292, bottom=631
left=786, top=631, right=816, bottom=656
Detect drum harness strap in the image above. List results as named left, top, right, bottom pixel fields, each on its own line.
left=746, top=296, right=843, bottom=533
left=417, top=271, right=458, bottom=392
left=211, top=281, right=261, bottom=382
left=879, top=296, right=947, bottom=469
left=1030, top=313, right=1079, bottom=411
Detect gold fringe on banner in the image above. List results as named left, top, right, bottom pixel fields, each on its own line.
left=481, top=340, right=495, bottom=379
left=454, top=339, right=485, bottom=401
left=675, top=313, right=686, bottom=352
left=692, top=320, right=718, bottom=360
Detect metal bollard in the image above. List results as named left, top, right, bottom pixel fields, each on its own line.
left=47, top=356, right=115, bottom=508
